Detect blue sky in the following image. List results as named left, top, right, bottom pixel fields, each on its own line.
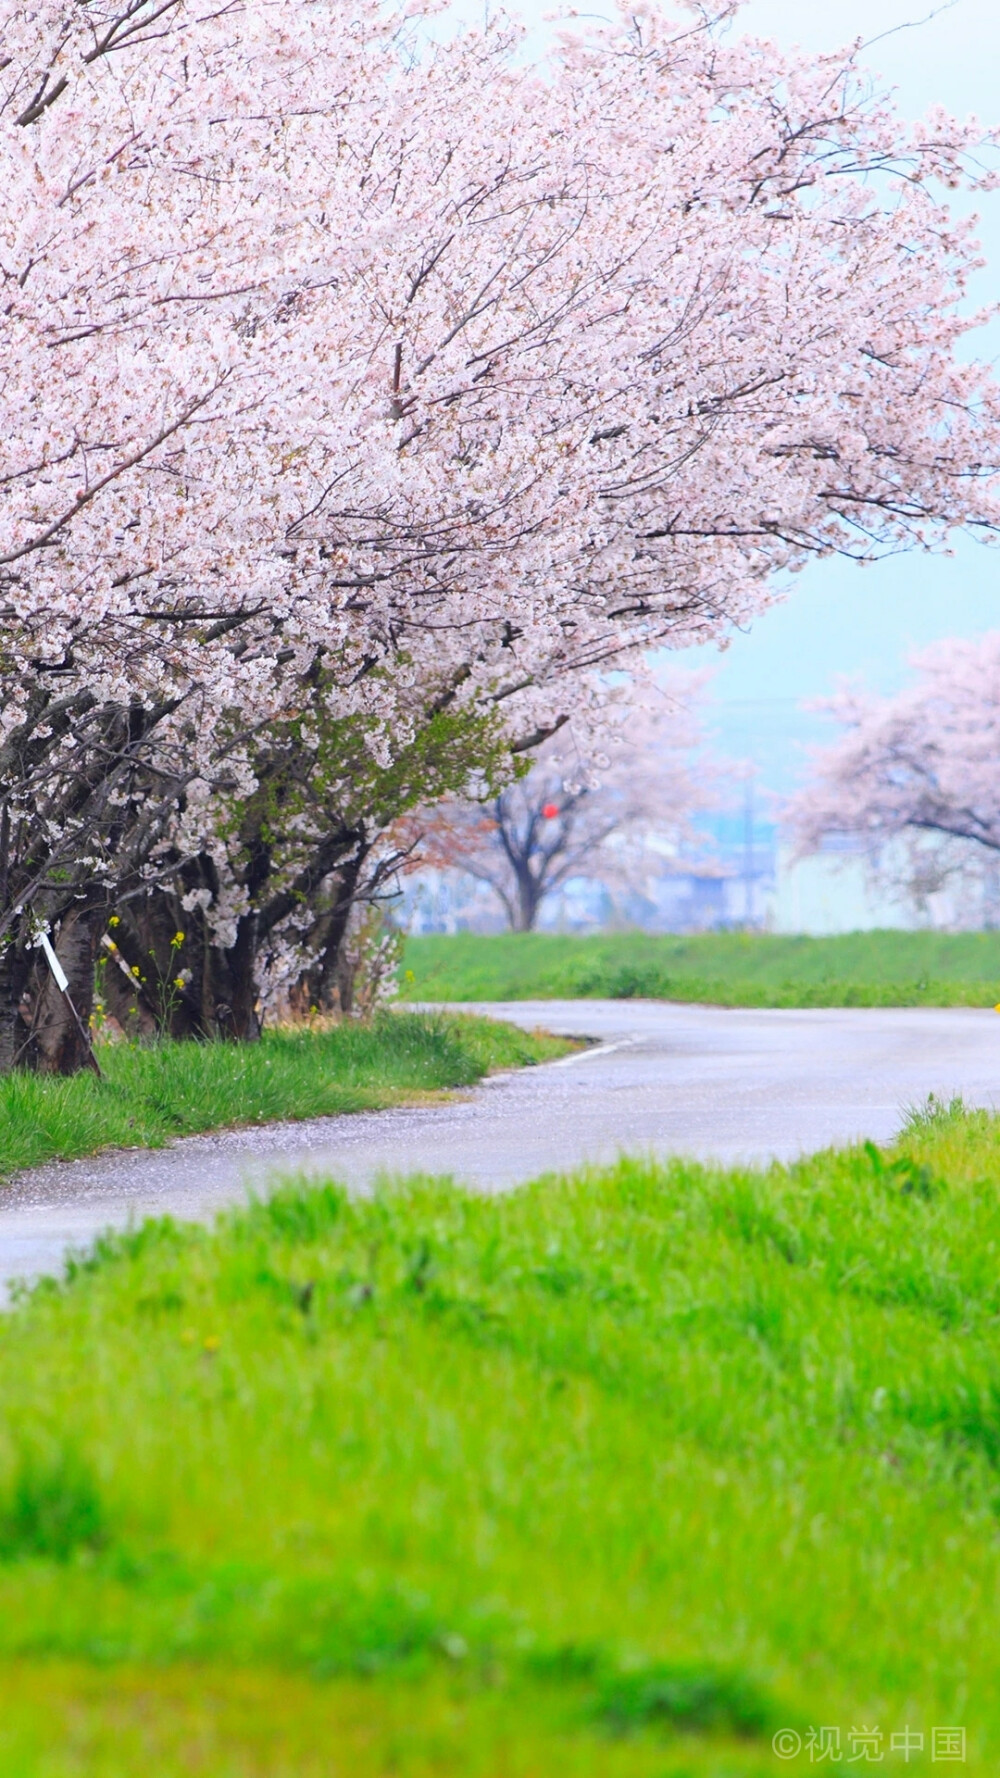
left=496, top=0, right=1000, bottom=789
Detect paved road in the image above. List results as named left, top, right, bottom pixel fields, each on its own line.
left=3, top=1000, right=1000, bottom=1295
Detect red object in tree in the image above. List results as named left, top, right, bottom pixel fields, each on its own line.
left=541, top=803, right=560, bottom=819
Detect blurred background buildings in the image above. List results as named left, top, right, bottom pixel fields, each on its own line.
left=400, top=831, right=1000, bottom=938
left=401, top=802, right=1000, bottom=939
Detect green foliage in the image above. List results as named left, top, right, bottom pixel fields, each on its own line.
left=6, top=1109, right=1000, bottom=1767
left=0, top=1447, right=107, bottom=1562
left=597, top=1665, right=776, bottom=1738
left=229, top=694, right=517, bottom=878
left=400, top=928, right=1000, bottom=1005
left=0, top=1014, right=572, bottom=1180
left=289, top=688, right=515, bottom=821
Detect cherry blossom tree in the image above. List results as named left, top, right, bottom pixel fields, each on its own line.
left=406, top=682, right=716, bottom=931
left=5, top=0, right=1000, bottom=1064
left=100, top=690, right=513, bottom=1037
left=785, top=633, right=1000, bottom=914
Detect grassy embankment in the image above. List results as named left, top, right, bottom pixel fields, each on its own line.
left=401, top=928, right=1000, bottom=1006
left=0, top=1012, right=571, bottom=1181
left=4, top=1098, right=1000, bottom=1771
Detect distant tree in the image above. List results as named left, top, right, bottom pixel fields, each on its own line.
left=785, top=633, right=1000, bottom=911
left=409, top=690, right=713, bottom=930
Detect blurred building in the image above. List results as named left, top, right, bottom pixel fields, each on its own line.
left=772, top=836, right=1000, bottom=934
left=400, top=819, right=1000, bottom=937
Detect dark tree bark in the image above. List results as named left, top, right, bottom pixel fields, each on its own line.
left=512, top=858, right=544, bottom=931
left=105, top=877, right=262, bottom=1042
left=100, top=942, right=158, bottom=1038
left=0, top=938, right=35, bottom=1074
left=105, top=823, right=370, bottom=1039
left=0, top=688, right=191, bottom=1071
left=31, top=906, right=103, bottom=1074
left=216, top=910, right=263, bottom=1040
left=496, top=800, right=548, bottom=931
left=284, top=849, right=367, bottom=1016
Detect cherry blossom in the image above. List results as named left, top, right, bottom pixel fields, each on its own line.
left=407, top=679, right=715, bottom=930
left=3, top=0, right=1000, bottom=1062
left=786, top=633, right=1000, bottom=908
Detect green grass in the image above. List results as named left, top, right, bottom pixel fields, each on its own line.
left=400, top=928, right=1000, bottom=1006
left=0, top=1012, right=572, bottom=1182
left=5, top=1097, right=1000, bottom=1769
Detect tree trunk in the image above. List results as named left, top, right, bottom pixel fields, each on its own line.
left=217, top=911, right=262, bottom=1041
left=100, top=937, right=159, bottom=1038
left=103, top=873, right=263, bottom=1042
left=101, top=891, right=207, bottom=1039
left=32, top=906, right=102, bottom=1075
left=513, top=864, right=542, bottom=931
left=288, top=852, right=366, bottom=1016
left=0, top=937, right=34, bottom=1074
left=0, top=913, right=103, bottom=1076
left=105, top=826, right=370, bottom=1038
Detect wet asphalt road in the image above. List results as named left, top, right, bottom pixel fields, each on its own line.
left=3, top=999, right=1000, bottom=1294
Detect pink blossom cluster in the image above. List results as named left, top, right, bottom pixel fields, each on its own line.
left=408, top=672, right=716, bottom=930
left=787, top=632, right=1000, bottom=883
